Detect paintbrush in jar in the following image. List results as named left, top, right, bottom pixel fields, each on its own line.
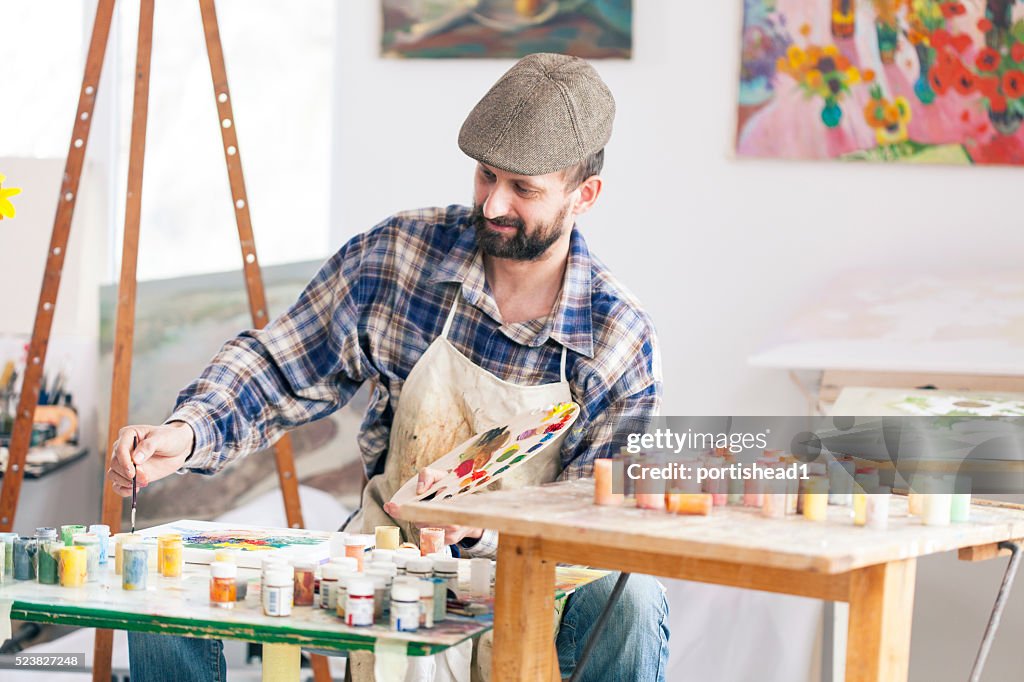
left=131, top=435, right=138, bottom=534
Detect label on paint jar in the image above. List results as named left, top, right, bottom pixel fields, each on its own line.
left=262, top=584, right=293, bottom=617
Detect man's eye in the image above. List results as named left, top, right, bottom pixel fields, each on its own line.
left=515, top=185, right=535, bottom=196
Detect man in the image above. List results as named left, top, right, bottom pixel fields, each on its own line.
left=108, top=52, right=668, bottom=681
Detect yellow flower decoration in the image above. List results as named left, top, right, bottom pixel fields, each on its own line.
left=0, top=174, right=22, bottom=220
left=846, top=67, right=862, bottom=85
left=787, top=45, right=807, bottom=70
left=823, top=45, right=840, bottom=57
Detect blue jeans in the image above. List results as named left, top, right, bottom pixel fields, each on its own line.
left=128, top=572, right=669, bottom=682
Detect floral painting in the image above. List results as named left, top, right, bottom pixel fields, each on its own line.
left=737, top=0, right=1024, bottom=164
left=381, top=0, right=632, bottom=59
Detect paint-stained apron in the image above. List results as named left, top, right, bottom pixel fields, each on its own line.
left=344, top=293, right=571, bottom=682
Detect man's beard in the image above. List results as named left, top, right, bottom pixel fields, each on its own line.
left=471, top=202, right=569, bottom=261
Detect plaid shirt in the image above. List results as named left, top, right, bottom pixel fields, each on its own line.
left=170, top=205, right=661, bottom=556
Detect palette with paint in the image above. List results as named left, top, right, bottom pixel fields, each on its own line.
left=389, top=402, right=580, bottom=507
left=136, top=520, right=331, bottom=568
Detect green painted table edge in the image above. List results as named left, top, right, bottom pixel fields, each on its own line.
left=9, top=600, right=490, bottom=656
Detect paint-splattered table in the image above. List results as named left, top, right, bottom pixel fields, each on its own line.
left=0, top=560, right=490, bottom=680
left=397, top=479, right=1024, bottom=682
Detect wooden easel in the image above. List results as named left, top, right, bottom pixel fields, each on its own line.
left=0, top=2, right=330, bottom=680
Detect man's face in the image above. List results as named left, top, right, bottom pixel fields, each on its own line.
left=471, top=163, right=575, bottom=261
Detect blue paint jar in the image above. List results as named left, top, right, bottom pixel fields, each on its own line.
left=13, top=536, right=38, bottom=580
left=122, top=544, right=148, bottom=591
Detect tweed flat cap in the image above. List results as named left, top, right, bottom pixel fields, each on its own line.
left=459, top=53, right=615, bottom=176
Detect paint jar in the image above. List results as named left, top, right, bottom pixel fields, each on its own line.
left=418, top=578, right=435, bottom=628
left=866, top=488, right=892, bottom=530
left=419, top=528, right=446, bottom=556
left=667, top=493, right=712, bottom=516
left=761, top=475, right=788, bottom=519
left=593, top=458, right=624, bottom=506
left=726, top=459, right=744, bottom=506
left=72, top=534, right=100, bottom=581
left=35, top=527, right=58, bottom=543
left=0, top=532, right=18, bottom=580
left=951, top=476, right=972, bottom=523
left=335, top=573, right=355, bottom=620
left=89, top=524, right=111, bottom=564
left=262, top=567, right=294, bottom=617
left=406, top=557, right=433, bottom=581
left=345, top=578, right=375, bottom=627
left=345, top=535, right=369, bottom=571
left=142, top=537, right=159, bottom=572
left=371, top=549, right=396, bottom=565
left=785, top=470, right=800, bottom=515
left=37, top=540, right=61, bottom=584
left=292, top=561, right=316, bottom=607
left=743, top=473, right=764, bottom=508
left=328, top=531, right=348, bottom=558
left=853, top=492, right=867, bottom=526
left=922, top=490, right=952, bottom=527
left=802, top=476, right=829, bottom=522
left=469, top=558, right=491, bottom=598
left=209, top=561, right=237, bottom=608
left=429, top=576, right=447, bottom=622
left=320, top=564, right=346, bottom=611
left=58, top=545, right=88, bottom=587
left=122, top=544, right=148, bottom=591
left=367, top=571, right=393, bottom=621
left=394, top=547, right=421, bottom=572
left=907, top=474, right=926, bottom=516
left=375, top=525, right=400, bottom=550
left=157, top=534, right=183, bottom=578
left=390, top=582, right=420, bottom=632
left=60, top=524, right=86, bottom=546
left=433, top=558, right=459, bottom=595
left=13, top=536, right=38, bottom=580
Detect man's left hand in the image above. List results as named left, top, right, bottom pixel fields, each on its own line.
left=383, top=467, right=484, bottom=545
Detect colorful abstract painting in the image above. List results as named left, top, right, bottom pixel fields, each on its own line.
left=381, top=0, right=632, bottom=59
left=139, top=520, right=332, bottom=568
left=737, top=1, right=1024, bottom=164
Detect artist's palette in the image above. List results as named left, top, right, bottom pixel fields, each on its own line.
left=136, top=520, right=331, bottom=568
left=389, top=401, right=580, bottom=507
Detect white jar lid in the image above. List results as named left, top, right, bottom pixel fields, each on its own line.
left=347, top=578, right=374, bottom=597
left=368, top=561, right=397, bottom=575
left=321, top=564, right=344, bottom=580
left=406, top=558, right=434, bottom=574
left=395, top=547, right=422, bottom=559
left=329, top=556, right=359, bottom=572
left=264, top=569, right=293, bottom=587
left=433, top=558, right=458, bottom=573
left=391, top=583, right=419, bottom=602
left=345, top=535, right=369, bottom=546
left=371, top=549, right=395, bottom=563
left=211, top=561, right=237, bottom=579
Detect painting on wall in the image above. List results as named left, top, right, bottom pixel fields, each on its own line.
left=381, top=0, right=632, bottom=59
left=737, top=0, right=1024, bottom=165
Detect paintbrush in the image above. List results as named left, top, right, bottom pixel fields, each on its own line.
left=131, top=435, right=138, bottom=534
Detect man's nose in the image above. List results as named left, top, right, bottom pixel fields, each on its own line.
left=483, top=184, right=512, bottom=219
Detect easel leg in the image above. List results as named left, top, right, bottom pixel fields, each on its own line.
left=263, top=643, right=301, bottom=682
left=845, top=558, right=916, bottom=682
left=492, top=534, right=556, bottom=682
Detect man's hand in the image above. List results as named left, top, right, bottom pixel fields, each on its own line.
left=383, top=467, right=484, bottom=544
left=106, top=422, right=195, bottom=497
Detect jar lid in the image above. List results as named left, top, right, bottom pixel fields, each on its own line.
left=88, top=524, right=110, bottom=533
left=395, top=547, right=422, bottom=559
left=371, top=549, right=395, bottom=563
left=345, top=535, right=369, bottom=546
left=264, top=569, right=294, bottom=586
left=321, top=564, right=345, bottom=580
left=211, top=561, right=237, bottom=578
left=391, top=583, right=418, bottom=602
left=73, top=533, right=99, bottom=545
left=329, top=556, right=359, bottom=572
left=406, top=558, right=434, bottom=574
left=347, top=578, right=374, bottom=597
left=368, top=561, right=397, bottom=575
left=433, top=558, right=458, bottom=573
left=291, top=560, right=317, bottom=571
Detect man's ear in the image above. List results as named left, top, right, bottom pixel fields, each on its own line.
left=571, top=175, right=603, bottom=216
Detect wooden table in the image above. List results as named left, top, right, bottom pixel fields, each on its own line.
left=399, top=479, right=1024, bottom=682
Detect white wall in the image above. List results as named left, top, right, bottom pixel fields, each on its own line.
left=332, top=3, right=1024, bottom=681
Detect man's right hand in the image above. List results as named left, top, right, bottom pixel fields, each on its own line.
left=106, top=422, right=195, bottom=497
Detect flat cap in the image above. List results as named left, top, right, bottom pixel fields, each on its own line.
left=459, top=53, right=615, bottom=176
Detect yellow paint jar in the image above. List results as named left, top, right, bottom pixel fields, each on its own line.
left=157, top=534, right=183, bottom=578
left=58, top=545, right=88, bottom=587
left=113, top=533, right=142, bottom=576
left=802, top=476, right=829, bottom=522
left=375, top=526, right=400, bottom=550
left=853, top=492, right=867, bottom=526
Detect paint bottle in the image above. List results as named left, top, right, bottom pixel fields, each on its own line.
left=209, top=561, right=237, bottom=608
left=345, top=578, right=375, bottom=627
left=667, top=493, right=713, bottom=516
left=866, top=488, right=892, bottom=530
left=802, top=476, right=829, bottom=522
left=60, top=524, right=86, bottom=546
left=419, top=527, right=446, bottom=556
left=345, top=535, right=369, bottom=571
left=37, top=540, right=61, bottom=584
left=951, top=476, right=972, bottom=523
left=593, top=458, right=624, bottom=506
left=853, top=492, right=867, bottom=526
left=433, top=558, right=459, bottom=595
left=375, top=525, right=401, bottom=550
left=418, top=578, right=435, bottom=628
left=89, top=524, right=111, bottom=565
left=761, top=475, right=788, bottom=519
left=470, top=558, right=491, bottom=598
left=292, top=561, right=316, bottom=606
left=635, top=472, right=667, bottom=510
left=72, top=533, right=100, bottom=581
left=371, top=549, right=396, bottom=565
left=907, top=474, right=926, bottom=516
left=58, top=545, right=88, bottom=587
left=122, top=544, right=148, bottom=591
left=35, top=527, right=58, bottom=542
left=262, top=567, right=294, bottom=617
left=335, top=573, right=354, bottom=620
left=320, top=564, right=346, bottom=611
left=743, top=470, right=764, bottom=508
left=828, top=462, right=852, bottom=506
left=158, top=534, right=183, bottom=578
left=390, top=583, right=420, bottom=632
left=13, top=536, right=38, bottom=580
left=430, top=576, right=448, bottom=622
left=367, top=571, right=393, bottom=621
left=0, top=532, right=18, bottom=580
left=922, top=489, right=952, bottom=527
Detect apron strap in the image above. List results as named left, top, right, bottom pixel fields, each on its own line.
left=559, top=345, right=568, bottom=383
left=440, top=293, right=460, bottom=339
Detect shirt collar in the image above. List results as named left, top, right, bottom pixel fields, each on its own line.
left=428, top=220, right=595, bottom=358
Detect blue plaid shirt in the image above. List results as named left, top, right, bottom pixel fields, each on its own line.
left=171, top=206, right=661, bottom=543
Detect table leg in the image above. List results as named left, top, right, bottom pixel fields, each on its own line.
left=845, top=558, right=916, bottom=682
left=263, top=642, right=301, bottom=682
left=493, top=533, right=556, bottom=682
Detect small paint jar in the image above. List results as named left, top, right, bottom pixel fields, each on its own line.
left=335, top=573, right=354, bottom=619
left=209, top=561, right=237, bottom=608
left=375, top=525, right=401, bottom=550
left=35, top=527, right=58, bottom=542
left=390, top=583, right=420, bottom=632
left=405, top=557, right=433, bottom=581
left=951, top=476, right=972, bottom=523
left=292, top=561, right=316, bottom=607
left=13, top=536, right=38, bottom=580
left=802, top=476, right=829, bottom=522
left=73, top=533, right=101, bottom=581
left=37, top=540, right=61, bottom=584
left=761, top=490, right=787, bottom=519
left=593, top=458, right=624, bottom=506
left=367, top=571, right=392, bottom=621
left=866, top=488, right=892, bottom=530
left=157, top=534, right=183, bottom=578
left=418, top=578, right=435, bottom=628
left=853, top=492, right=867, bottom=526
left=89, top=524, right=111, bottom=565
left=785, top=475, right=800, bottom=515
left=419, top=528, right=446, bottom=556
left=122, top=544, right=148, bottom=591
left=345, top=578, right=375, bottom=627
left=262, top=567, right=294, bottom=617
left=743, top=474, right=764, bottom=508
left=0, top=532, right=18, bottom=580
left=345, top=535, right=368, bottom=571
left=907, top=474, right=927, bottom=516
left=60, top=524, right=86, bottom=546
left=112, top=533, right=140, bottom=575
left=320, top=564, right=346, bottom=611
left=667, top=493, right=713, bottom=516
left=429, top=576, right=447, bottom=622
left=58, top=545, right=88, bottom=587
left=433, top=557, right=458, bottom=594
left=469, top=558, right=491, bottom=598
left=922, top=491, right=952, bottom=527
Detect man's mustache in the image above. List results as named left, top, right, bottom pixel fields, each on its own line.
left=472, top=206, right=524, bottom=230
